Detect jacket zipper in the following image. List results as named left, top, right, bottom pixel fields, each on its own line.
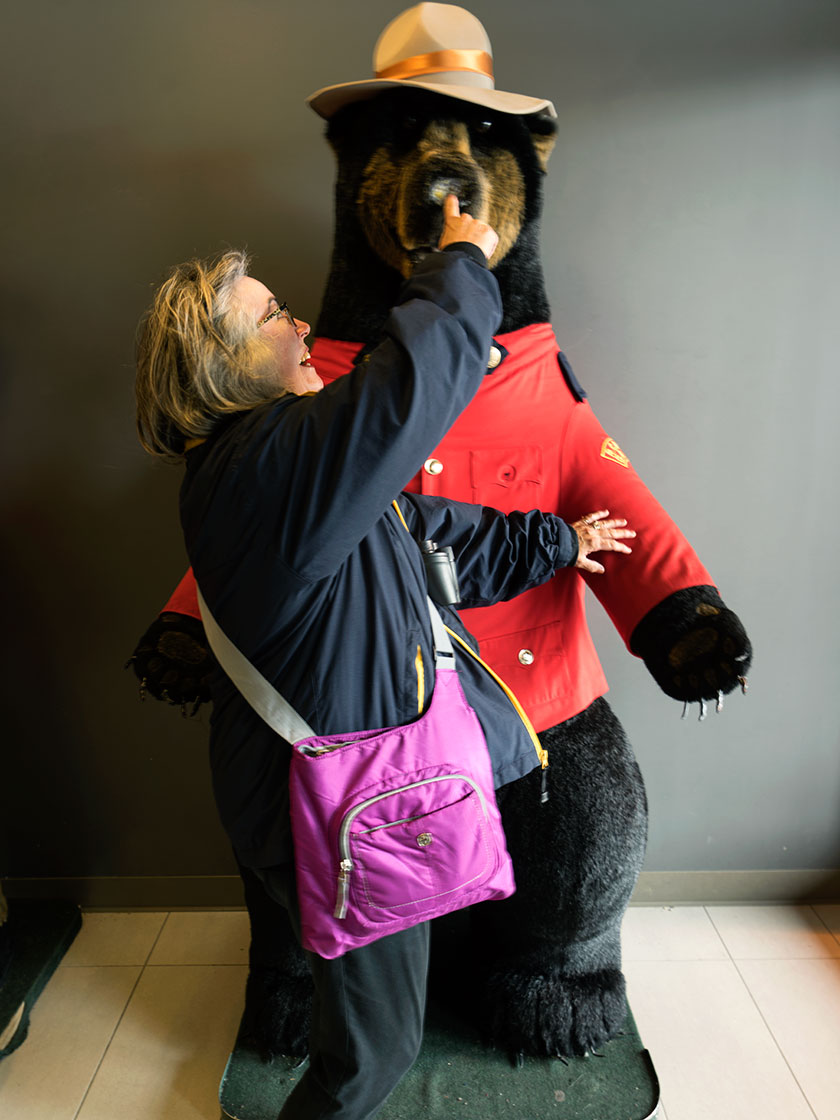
left=390, top=499, right=548, bottom=796
left=443, top=625, right=549, bottom=799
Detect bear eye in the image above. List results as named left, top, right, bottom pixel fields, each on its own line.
left=475, top=120, right=493, bottom=134
left=401, top=115, right=418, bottom=131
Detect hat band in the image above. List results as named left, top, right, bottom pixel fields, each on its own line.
left=376, top=48, right=493, bottom=83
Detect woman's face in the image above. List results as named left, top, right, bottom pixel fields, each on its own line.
left=233, top=276, right=323, bottom=395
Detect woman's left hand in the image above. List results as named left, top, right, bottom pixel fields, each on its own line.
left=570, top=510, right=636, bottom=574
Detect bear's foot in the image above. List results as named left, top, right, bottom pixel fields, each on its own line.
left=481, top=966, right=627, bottom=1059
left=239, top=965, right=313, bottom=1061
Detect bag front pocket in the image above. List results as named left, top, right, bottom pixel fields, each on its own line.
left=335, top=774, right=495, bottom=922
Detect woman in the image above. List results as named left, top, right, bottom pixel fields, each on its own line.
left=135, top=197, right=633, bottom=1119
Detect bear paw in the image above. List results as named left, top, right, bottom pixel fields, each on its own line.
left=126, top=612, right=214, bottom=711
left=630, top=586, right=752, bottom=703
left=481, top=966, right=627, bottom=1059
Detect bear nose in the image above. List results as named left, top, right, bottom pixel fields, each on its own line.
left=428, top=177, right=474, bottom=213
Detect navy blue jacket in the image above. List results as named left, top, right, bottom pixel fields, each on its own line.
left=180, top=247, right=579, bottom=867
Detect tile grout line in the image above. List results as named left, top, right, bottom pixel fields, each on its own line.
left=132, top=961, right=247, bottom=967
left=728, top=955, right=821, bottom=1120
left=700, top=904, right=733, bottom=960
left=71, top=912, right=173, bottom=1120
left=702, top=904, right=840, bottom=961
left=811, top=903, right=840, bottom=948
left=704, top=906, right=821, bottom=1120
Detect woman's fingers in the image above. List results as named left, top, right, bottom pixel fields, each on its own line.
left=571, top=510, right=636, bottom=574
left=577, top=556, right=606, bottom=575
left=578, top=510, right=631, bottom=530
left=443, top=193, right=460, bottom=219
left=438, top=194, right=499, bottom=259
left=598, top=536, right=634, bottom=552
left=580, top=509, right=610, bottom=524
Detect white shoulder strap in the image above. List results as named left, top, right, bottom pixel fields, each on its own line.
left=196, top=585, right=453, bottom=745
left=196, top=585, right=314, bottom=743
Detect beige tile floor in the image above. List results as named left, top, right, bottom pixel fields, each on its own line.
left=1, top=903, right=839, bottom=1119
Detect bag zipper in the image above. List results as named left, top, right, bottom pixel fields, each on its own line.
left=333, top=773, right=490, bottom=919
left=297, top=741, right=361, bottom=756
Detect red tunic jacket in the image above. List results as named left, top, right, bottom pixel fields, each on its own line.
left=165, top=322, right=712, bottom=732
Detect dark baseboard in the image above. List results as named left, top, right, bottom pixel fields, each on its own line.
left=3, top=869, right=839, bottom=909
left=630, top=868, right=840, bottom=905
left=1, top=876, right=246, bottom=910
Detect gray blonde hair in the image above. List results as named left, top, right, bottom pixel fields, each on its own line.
left=135, top=249, right=279, bottom=462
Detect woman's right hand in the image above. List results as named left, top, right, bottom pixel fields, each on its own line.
left=571, top=510, right=636, bottom=574
left=438, top=194, right=499, bottom=261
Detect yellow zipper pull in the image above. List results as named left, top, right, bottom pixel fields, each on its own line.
left=539, top=747, right=549, bottom=804
left=415, top=645, right=425, bottom=714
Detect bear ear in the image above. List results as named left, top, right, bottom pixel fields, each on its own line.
left=325, top=100, right=367, bottom=154
left=526, top=111, right=558, bottom=172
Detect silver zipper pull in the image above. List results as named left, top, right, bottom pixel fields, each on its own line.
left=334, top=859, right=353, bottom=919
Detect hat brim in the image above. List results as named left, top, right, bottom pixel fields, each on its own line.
left=307, top=78, right=556, bottom=120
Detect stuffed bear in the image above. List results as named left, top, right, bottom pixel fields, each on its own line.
left=130, top=3, right=751, bottom=1060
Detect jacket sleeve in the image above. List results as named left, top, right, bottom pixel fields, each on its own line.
left=399, top=493, right=579, bottom=608
left=238, top=249, right=502, bottom=583
left=556, top=398, right=714, bottom=646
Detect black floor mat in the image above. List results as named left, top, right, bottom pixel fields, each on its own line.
left=0, top=899, right=82, bottom=1059
left=220, top=1000, right=660, bottom=1120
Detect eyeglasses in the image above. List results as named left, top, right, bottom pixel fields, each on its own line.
left=258, top=301, right=295, bottom=329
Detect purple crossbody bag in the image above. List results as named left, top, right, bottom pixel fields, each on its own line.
left=196, top=581, right=518, bottom=960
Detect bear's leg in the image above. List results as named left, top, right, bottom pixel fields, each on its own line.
left=473, top=697, right=648, bottom=1058
left=238, top=863, right=312, bottom=1060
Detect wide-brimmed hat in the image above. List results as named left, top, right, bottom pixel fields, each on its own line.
left=307, top=3, right=556, bottom=120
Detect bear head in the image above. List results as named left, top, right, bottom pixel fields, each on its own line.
left=315, top=88, right=558, bottom=339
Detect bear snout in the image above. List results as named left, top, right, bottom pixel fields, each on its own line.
left=428, top=175, right=470, bottom=209
left=401, top=156, right=486, bottom=249
left=420, top=153, right=485, bottom=216
left=353, top=97, right=529, bottom=277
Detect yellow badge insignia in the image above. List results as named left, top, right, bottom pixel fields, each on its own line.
left=600, top=437, right=630, bottom=468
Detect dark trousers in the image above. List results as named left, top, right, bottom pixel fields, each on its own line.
left=255, top=865, right=430, bottom=1120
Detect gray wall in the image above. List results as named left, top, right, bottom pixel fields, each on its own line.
left=2, top=0, right=838, bottom=901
